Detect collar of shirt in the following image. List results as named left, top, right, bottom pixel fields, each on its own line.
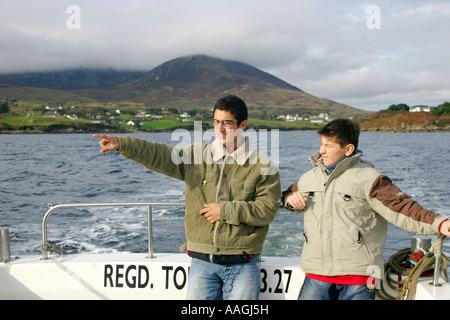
left=211, top=136, right=254, bottom=165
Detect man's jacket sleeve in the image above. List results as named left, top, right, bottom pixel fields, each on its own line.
left=117, top=136, right=186, bottom=181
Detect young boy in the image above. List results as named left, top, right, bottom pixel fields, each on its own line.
left=282, top=118, right=450, bottom=300
left=94, top=95, right=281, bottom=300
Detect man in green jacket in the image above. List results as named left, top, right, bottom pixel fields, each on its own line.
left=282, top=118, right=450, bottom=300
left=94, top=95, right=281, bottom=300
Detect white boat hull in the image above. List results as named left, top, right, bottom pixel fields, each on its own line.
left=2, top=252, right=449, bottom=300
left=0, top=253, right=304, bottom=300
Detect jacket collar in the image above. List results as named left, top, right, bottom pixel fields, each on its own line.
left=309, top=150, right=363, bottom=175
left=211, top=136, right=254, bottom=166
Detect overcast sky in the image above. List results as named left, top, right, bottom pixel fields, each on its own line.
left=1, top=0, right=449, bottom=111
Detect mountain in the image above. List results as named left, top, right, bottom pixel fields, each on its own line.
left=0, top=55, right=370, bottom=118
left=83, top=55, right=368, bottom=118
left=0, top=69, right=147, bottom=90
left=82, top=55, right=299, bottom=104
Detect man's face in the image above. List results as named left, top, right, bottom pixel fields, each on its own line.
left=319, top=135, right=353, bottom=166
left=213, top=109, right=247, bottom=148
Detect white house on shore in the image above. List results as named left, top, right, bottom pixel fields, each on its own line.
left=410, top=106, right=431, bottom=112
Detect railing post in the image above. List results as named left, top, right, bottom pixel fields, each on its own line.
left=42, top=204, right=58, bottom=260
left=0, top=228, right=11, bottom=262
left=146, top=205, right=154, bottom=259
left=431, top=252, right=443, bottom=287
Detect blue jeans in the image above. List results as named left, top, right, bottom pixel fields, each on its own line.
left=298, top=277, right=375, bottom=300
left=186, top=255, right=260, bottom=300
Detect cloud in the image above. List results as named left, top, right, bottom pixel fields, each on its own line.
left=0, top=0, right=449, bottom=111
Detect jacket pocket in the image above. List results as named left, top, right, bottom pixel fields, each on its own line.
left=298, top=180, right=325, bottom=217
left=334, top=184, right=374, bottom=228
left=231, top=180, right=256, bottom=201
left=194, top=173, right=215, bottom=204
left=356, top=230, right=375, bottom=261
left=218, top=222, right=251, bottom=249
left=300, top=189, right=323, bottom=223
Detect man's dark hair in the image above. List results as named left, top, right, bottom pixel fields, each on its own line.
left=317, top=118, right=360, bottom=150
left=213, top=95, right=248, bottom=125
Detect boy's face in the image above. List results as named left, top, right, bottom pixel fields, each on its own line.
left=319, top=135, right=354, bottom=166
left=213, top=109, right=247, bottom=148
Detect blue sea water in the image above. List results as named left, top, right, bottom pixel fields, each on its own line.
left=0, top=131, right=449, bottom=261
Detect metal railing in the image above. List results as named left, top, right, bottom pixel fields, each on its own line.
left=41, top=202, right=185, bottom=260
left=38, top=203, right=449, bottom=289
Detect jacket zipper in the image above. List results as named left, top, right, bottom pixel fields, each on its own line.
left=357, top=230, right=375, bottom=260
left=358, top=231, right=363, bottom=244
left=212, top=161, right=227, bottom=248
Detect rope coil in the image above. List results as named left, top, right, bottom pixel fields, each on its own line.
left=377, top=234, right=448, bottom=300
left=41, top=243, right=68, bottom=256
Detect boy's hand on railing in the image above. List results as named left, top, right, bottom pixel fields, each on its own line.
left=93, top=134, right=120, bottom=153
left=440, top=220, right=450, bottom=237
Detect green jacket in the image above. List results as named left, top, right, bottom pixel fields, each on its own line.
left=290, top=151, right=447, bottom=277
left=117, top=136, right=281, bottom=255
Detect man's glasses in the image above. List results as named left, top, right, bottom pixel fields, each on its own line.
left=211, top=119, right=238, bottom=127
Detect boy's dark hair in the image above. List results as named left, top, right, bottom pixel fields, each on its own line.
left=213, top=95, right=248, bottom=125
left=317, top=118, right=360, bottom=150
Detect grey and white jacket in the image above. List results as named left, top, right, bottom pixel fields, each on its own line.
left=283, top=151, right=447, bottom=278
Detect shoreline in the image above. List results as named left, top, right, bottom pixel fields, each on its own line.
left=1, top=126, right=449, bottom=134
